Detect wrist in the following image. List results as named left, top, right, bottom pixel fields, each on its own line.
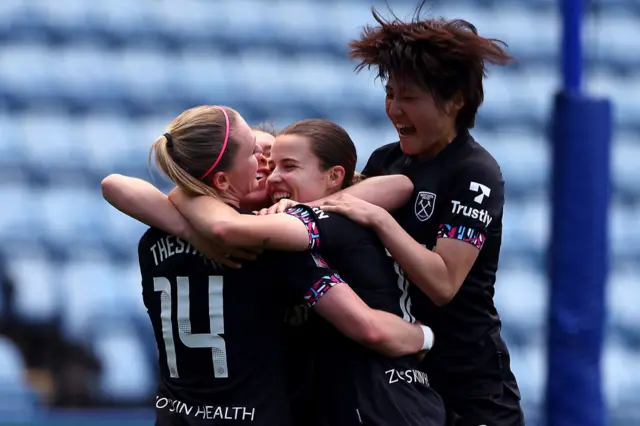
left=419, top=325, right=434, bottom=351
left=370, top=207, right=391, bottom=230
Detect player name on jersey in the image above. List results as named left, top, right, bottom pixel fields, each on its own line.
left=149, top=235, right=203, bottom=266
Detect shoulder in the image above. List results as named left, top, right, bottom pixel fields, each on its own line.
left=363, top=141, right=403, bottom=176
left=138, top=227, right=165, bottom=252
left=370, top=141, right=401, bottom=157
left=288, top=205, right=371, bottom=250
left=453, top=136, right=503, bottom=184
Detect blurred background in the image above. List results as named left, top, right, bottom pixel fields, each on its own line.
left=0, top=0, right=638, bottom=425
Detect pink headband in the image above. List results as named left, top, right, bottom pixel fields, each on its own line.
left=200, top=106, right=230, bottom=180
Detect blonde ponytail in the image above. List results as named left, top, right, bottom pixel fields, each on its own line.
left=149, top=135, right=219, bottom=198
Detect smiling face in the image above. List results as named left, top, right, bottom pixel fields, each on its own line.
left=384, top=75, right=462, bottom=158
left=211, top=115, right=262, bottom=201
left=266, top=134, right=338, bottom=203
left=238, top=130, right=275, bottom=210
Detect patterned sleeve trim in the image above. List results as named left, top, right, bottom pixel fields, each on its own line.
left=284, top=206, right=321, bottom=250
left=437, top=224, right=486, bottom=250
left=304, top=271, right=345, bottom=308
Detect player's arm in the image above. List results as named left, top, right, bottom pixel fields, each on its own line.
left=101, top=174, right=255, bottom=267
left=168, top=188, right=311, bottom=251
left=366, top=161, right=503, bottom=306
left=313, top=282, right=433, bottom=357
left=102, top=174, right=191, bottom=237
left=284, top=253, right=432, bottom=357
left=267, top=175, right=413, bottom=215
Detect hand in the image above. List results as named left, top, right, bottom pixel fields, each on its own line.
left=320, top=194, right=387, bottom=228
left=257, top=198, right=300, bottom=215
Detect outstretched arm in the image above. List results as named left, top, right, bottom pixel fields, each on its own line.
left=263, top=174, right=414, bottom=215
left=101, top=174, right=255, bottom=267
left=102, top=174, right=190, bottom=238
left=169, top=188, right=312, bottom=251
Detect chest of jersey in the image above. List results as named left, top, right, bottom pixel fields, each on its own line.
left=393, top=163, right=448, bottom=250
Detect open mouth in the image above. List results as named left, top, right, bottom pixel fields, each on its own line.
left=271, top=191, right=292, bottom=202
left=396, top=124, right=417, bottom=136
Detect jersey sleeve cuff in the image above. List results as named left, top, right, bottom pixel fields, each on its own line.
left=303, top=271, right=345, bottom=308
left=437, top=224, right=486, bottom=250
left=284, top=205, right=321, bottom=250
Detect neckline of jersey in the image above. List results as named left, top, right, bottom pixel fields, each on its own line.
left=409, top=129, right=470, bottom=165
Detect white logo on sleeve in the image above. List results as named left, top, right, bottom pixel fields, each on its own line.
left=469, top=181, right=491, bottom=204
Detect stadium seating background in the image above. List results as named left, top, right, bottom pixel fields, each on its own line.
left=0, top=0, right=638, bottom=424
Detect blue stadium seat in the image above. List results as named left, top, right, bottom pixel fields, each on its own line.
left=610, top=203, right=640, bottom=259
left=494, top=267, right=548, bottom=346
left=613, top=135, right=640, bottom=200
left=92, top=327, right=154, bottom=401
left=608, top=268, right=640, bottom=343
left=508, top=344, right=546, bottom=410
left=603, top=344, right=640, bottom=410
left=6, top=252, right=61, bottom=322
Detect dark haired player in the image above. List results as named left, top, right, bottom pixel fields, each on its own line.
left=317, top=6, right=524, bottom=426
left=284, top=204, right=445, bottom=426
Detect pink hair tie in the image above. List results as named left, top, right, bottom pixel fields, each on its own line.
left=200, top=106, right=230, bottom=180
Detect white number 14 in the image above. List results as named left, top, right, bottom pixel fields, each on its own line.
left=153, top=276, right=228, bottom=379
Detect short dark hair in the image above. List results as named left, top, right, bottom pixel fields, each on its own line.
left=280, top=119, right=357, bottom=189
left=348, top=4, right=514, bottom=130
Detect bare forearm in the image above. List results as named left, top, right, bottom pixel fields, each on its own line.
left=308, top=175, right=413, bottom=211
left=102, top=174, right=189, bottom=238
left=169, top=189, right=309, bottom=251
left=365, top=311, right=425, bottom=357
left=373, top=213, right=454, bottom=305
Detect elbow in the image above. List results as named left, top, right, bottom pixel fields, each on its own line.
left=398, top=175, right=414, bottom=200
left=431, top=291, right=455, bottom=307
left=101, top=174, right=125, bottom=203
left=353, top=320, right=388, bottom=349
left=416, top=276, right=457, bottom=307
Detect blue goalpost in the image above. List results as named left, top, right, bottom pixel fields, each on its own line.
left=546, top=0, right=612, bottom=425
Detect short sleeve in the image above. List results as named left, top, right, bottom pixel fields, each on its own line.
left=284, top=204, right=364, bottom=253
left=436, top=160, right=504, bottom=250
left=279, top=251, right=346, bottom=309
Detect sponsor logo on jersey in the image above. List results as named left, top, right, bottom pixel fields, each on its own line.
left=451, top=200, right=493, bottom=227
left=414, top=191, right=436, bottom=222
left=469, top=181, right=491, bottom=204
left=385, top=369, right=430, bottom=387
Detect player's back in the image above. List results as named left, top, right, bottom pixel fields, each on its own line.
left=139, top=227, right=293, bottom=426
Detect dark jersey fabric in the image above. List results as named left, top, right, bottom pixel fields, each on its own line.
left=362, top=131, right=520, bottom=401
left=138, top=212, right=344, bottom=425
left=285, top=205, right=445, bottom=426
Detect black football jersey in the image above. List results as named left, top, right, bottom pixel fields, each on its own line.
left=139, top=219, right=344, bottom=425
left=284, top=205, right=445, bottom=426
left=362, top=130, right=518, bottom=398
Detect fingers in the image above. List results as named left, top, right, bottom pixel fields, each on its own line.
left=214, top=255, right=242, bottom=269
left=276, top=199, right=298, bottom=214
left=226, top=247, right=259, bottom=261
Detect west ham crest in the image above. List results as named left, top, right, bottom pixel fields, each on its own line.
left=414, top=191, right=436, bottom=222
